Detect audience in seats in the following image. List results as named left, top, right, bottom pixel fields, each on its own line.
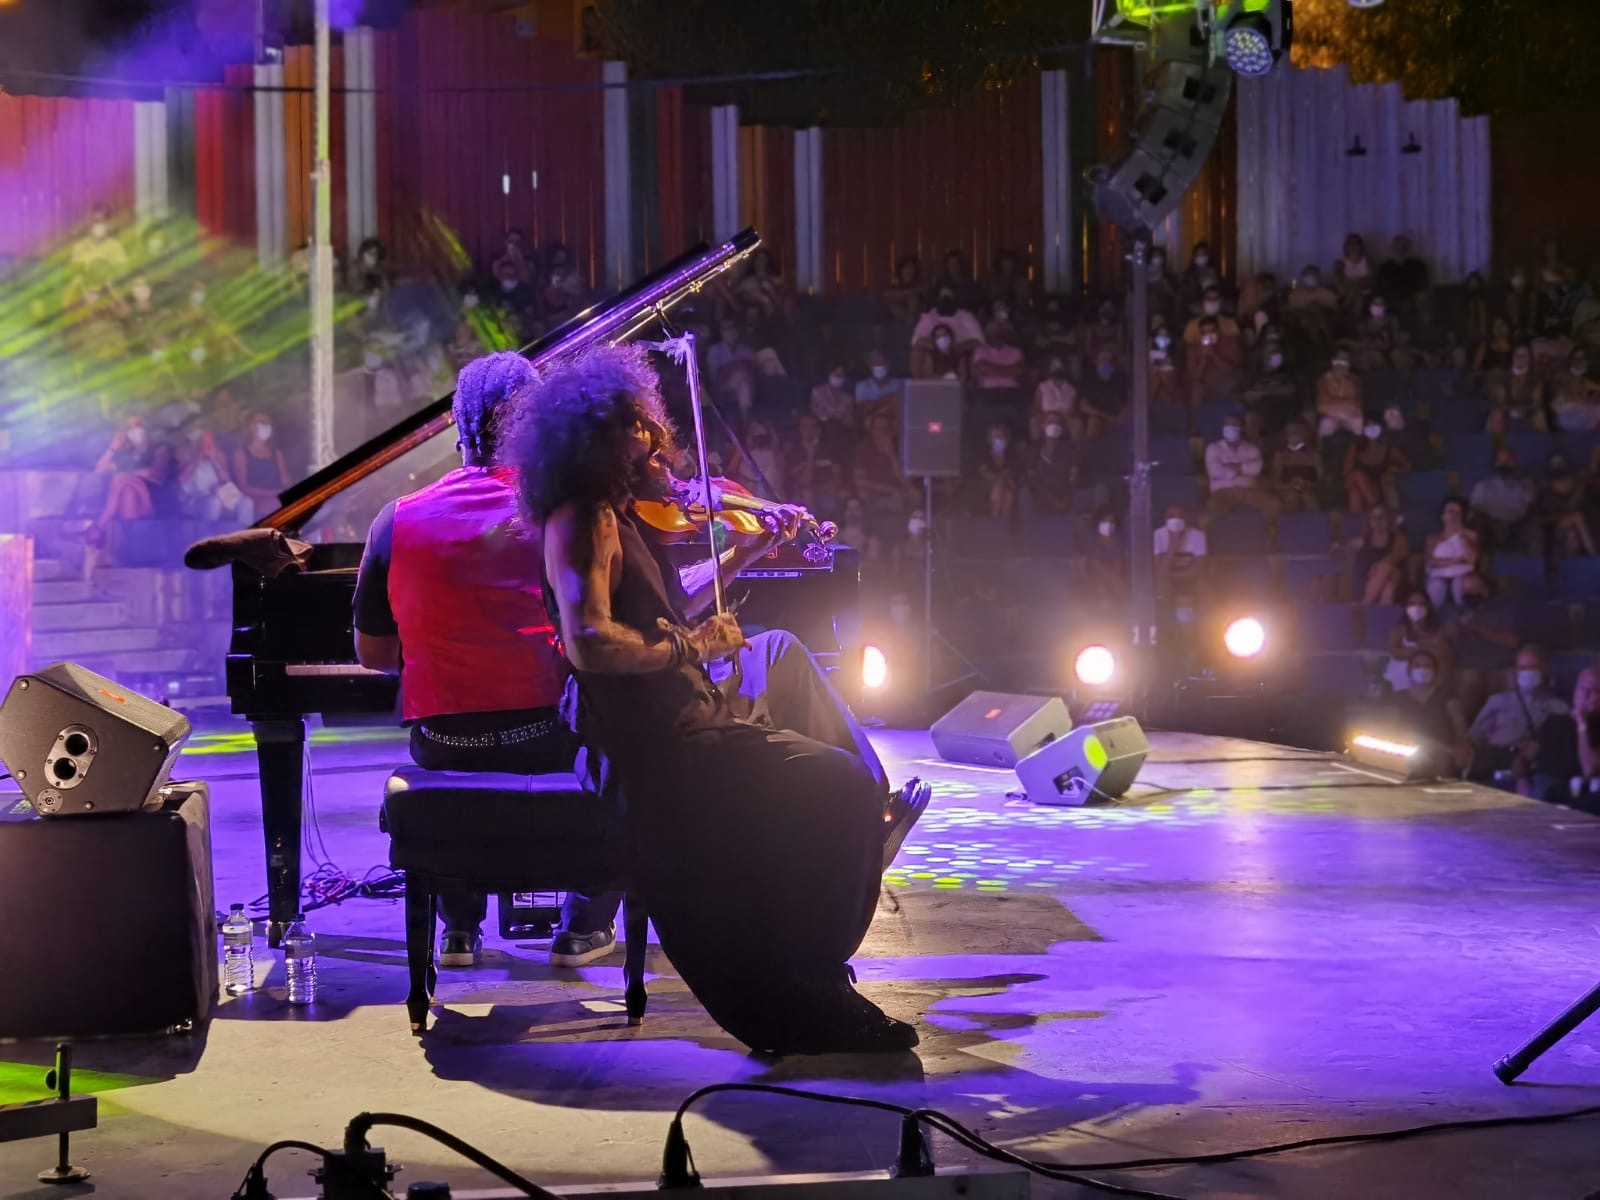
left=1205, top=413, right=1277, bottom=518
left=1469, top=448, right=1537, bottom=551
left=1388, top=650, right=1469, bottom=773
left=1537, top=452, right=1596, bottom=557
left=1424, top=497, right=1480, bottom=608
left=1154, top=504, right=1207, bottom=597
left=1351, top=506, right=1410, bottom=607
left=1468, top=645, right=1575, bottom=799
left=1344, top=417, right=1411, bottom=514
left=1315, top=351, right=1364, bottom=435
left=1385, top=590, right=1454, bottom=693
left=1270, top=421, right=1322, bottom=513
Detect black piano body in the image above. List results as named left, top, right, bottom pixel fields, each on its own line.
left=221, top=229, right=861, bottom=941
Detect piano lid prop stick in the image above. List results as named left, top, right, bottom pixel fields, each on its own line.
left=655, top=331, right=726, bottom=619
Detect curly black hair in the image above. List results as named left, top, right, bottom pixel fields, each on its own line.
left=453, top=351, right=536, bottom=464
left=500, top=341, right=674, bottom=523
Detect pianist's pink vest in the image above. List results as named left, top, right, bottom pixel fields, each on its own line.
left=388, top=466, right=564, bottom=722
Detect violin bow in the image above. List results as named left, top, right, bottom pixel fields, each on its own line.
left=651, top=328, right=727, bottom=619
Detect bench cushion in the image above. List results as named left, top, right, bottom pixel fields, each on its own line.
left=382, top=767, right=626, bottom=890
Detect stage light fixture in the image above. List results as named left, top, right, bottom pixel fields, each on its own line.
left=1347, top=730, right=1438, bottom=780
left=862, top=645, right=889, bottom=690
left=1223, top=617, right=1267, bottom=659
left=1074, top=645, right=1117, bottom=687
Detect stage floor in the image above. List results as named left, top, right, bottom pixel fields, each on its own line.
left=3, top=725, right=1600, bottom=1199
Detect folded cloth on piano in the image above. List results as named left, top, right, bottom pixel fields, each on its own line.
left=184, top=528, right=314, bottom=577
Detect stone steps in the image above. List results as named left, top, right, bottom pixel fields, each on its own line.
left=33, top=626, right=162, bottom=659
left=33, top=559, right=70, bottom=583
left=31, top=600, right=131, bottom=633
left=34, top=579, right=95, bottom=605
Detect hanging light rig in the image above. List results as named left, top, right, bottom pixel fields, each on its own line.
left=1093, top=0, right=1294, bottom=78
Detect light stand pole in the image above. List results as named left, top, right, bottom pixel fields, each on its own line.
left=1126, top=236, right=1158, bottom=714
left=308, top=0, right=336, bottom=469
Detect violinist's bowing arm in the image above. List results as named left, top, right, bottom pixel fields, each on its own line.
left=676, top=503, right=807, bottom=620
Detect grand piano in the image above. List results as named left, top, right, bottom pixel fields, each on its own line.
left=224, top=230, right=860, bottom=939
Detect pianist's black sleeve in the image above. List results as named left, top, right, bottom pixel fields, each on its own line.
left=353, top=500, right=399, bottom=637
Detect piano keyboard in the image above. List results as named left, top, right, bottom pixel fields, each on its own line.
left=283, top=663, right=391, bottom=678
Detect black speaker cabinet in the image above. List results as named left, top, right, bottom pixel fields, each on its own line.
left=0, top=662, right=191, bottom=816
left=901, top=379, right=964, bottom=478
left=0, top=782, right=216, bottom=1038
left=931, top=690, right=1073, bottom=768
left=1016, top=717, right=1150, bottom=806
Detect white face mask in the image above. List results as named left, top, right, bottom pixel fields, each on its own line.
left=1175, top=606, right=1195, bottom=624
left=1302, top=274, right=1320, bottom=288
left=1201, top=333, right=1218, bottom=347
left=1573, top=363, right=1588, bottom=377
left=1517, top=670, right=1542, bottom=692
left=1267, top=352, right=1283, bottom=369
left=132, top=283, right=152, bottom=304
left=463, top=293, right=479, bottom=309
left=907, top=515, right=926, bottom=536
left=1098, top=520, right=1114, bottom=536
left=1166, top=517, right=1185, bottom=534
left=990, top=438, right=1008, bottom=454
left=254, top=423, right=273, bottom=442
left=871, top=365, right=888, bottom=380
left=189, top=345, right=207, bottom=364
left=362, top=250, right=378, bottom=266
left=1288, top=440, right=1305, bottom=451
left=890, top=604, right=913, bottom=623
left=1332, top=360, right=1349, bottom=372
left=1203, top=300, right=1221, bottom=316
left=186, top=427, right=203, bottom=444
left=1194, top=253, right=1210, bottom=268
left=1364, top=425, right=1382, bottom=439
left=1512, top=362, right=1529, bottom=377
left=190, top=290, right=206, bottom=307
left=364, top=351, right=384, bottom=371
left=829, top=375, right=846, bottom=390
left=1410, top=668, right=1435, bottom=686
left=1222, top=426, right=1242, bottom=443
left=126, top=428, right=146, bottom=447
left=1370, top=304, right=1385, bottom=318
left=501, top=278, right=518, bottom=293
left=935, top=337, right=952, bottom=352
left=1155, top=333, right=1171, bottom=349
left=1044, top=423, right=1064, bottom=439
left=90, top=221, right=108, bottom=239
left=1406, top=605, right=1427, bottom=622
left=366, top=293, right=381, bottom=311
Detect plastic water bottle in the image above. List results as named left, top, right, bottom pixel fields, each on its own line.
left=221, top=904, right=256, bottom=996
left=283, top=913, right=318, bottom=1005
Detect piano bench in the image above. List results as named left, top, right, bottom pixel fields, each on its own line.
left=380, top=766, right=646, bottom=1035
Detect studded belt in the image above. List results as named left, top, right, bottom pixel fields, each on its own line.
left=415, top=716, right=562, bottom=748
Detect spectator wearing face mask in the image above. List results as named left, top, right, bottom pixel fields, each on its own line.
left=1385, top=591, right=1454, bottom=693
left=1314, top=351, right=1364, bottom=436
left=1288, top=264, right=1339, bottom=316
left=1243, top=336, right=1296, bottom=434
left=489, top=257, right=537, bottom=326
left=1334, top=233, right=1371, bottom=295
left=1344, top=417, right=1411, bottom=514
left=1032, top=297, right=1082, bottom=373
left=971, top=322, right=1025, bottom=392
left=1030, top=354, right=1077, bottom=442
left=1424, top=497, right=1480, bottom=608
left=175, top=415, right=250, bottom=522
left=914, top=323, right=969, bottom=382
left=854, top=411, right=914, bottom=553
left=1154, top=504, right=1207, bottom=596
left=1145, top=247, right=1180, bottom=330
left=1078, top=347, right=1128, bottom=437
left=1025, top=412, right=1074, bottom=515
left=810, top=365, right=856, bottom=431
left=1178, top=241, right=1220, bottom=315
left=882, top=256, right=925, bottom=323
left=1535, top=453, right=1596, bottom=558
left=1350, top=505, right=1410, bottom=606
left=784, top=414, right=842, bottom=517
left=234, top=411, right=291, bottom=519
left=1350, top=295, right=1397, bottom=371
left=936, top=249, right=984, bottom=313
left=913, top=285, right=983, bottom=351
left=708, top=318, right=758, bottom=420
left=1485, top=343, right=1548, bottom=435
left=987, top=249, right=1030, bottom=313
left=84, top=416, right=169, bottom=548
left=1572, top=666, right=1600, bottom=804
left=855, top=350, right=903, bottom=419
left=1503, top=266, right=1536, bottom=336
left=1086, top=506, right=1129, bottom=607
left=1469, top=645, right=1575, bottom=797
left=1469, top=448, right=1537, bottom=551
left=973, top=422, right=1021, bottom=520
left=1387, top=650, right=1470, bottom=775
left=1375, top=235, right=1429, bottom=324
left=1183, top=287, right=1240, bottom=347
left=1450, top=573, right=1520, bottom=710
left=1205, top=414, right=1278, bottom=518
left=1083, top=299, right=1124, bottom=366
left=67, top=203, right=128, bottom=298
left=1270, top=421, right=1322, bottom=514
left=1550, top=347, right=1600, bottom=433
left=1149, top=327, right=1182, bottom=407
left=1185, top=315, right=1242, bottom=406
left=740, top=419, right=785, bottom=497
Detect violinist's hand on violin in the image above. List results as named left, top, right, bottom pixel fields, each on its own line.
left=677, top=612, right=749, bottom=662
left=763, top=503, right=807, bottom=545
left=671, top=475, right=724, bottom=513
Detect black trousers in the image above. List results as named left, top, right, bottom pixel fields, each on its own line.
left=567, top=629, right=888, bottom=933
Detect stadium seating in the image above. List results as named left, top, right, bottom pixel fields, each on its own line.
left=1275, top=511, right=1334, bottom=555
left=1207, top=510, right=1269, bottom=556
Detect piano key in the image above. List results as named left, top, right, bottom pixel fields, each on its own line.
left=283, top=663, right=390, bottom=677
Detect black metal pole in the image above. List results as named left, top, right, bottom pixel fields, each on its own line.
left=1493, top=980, right=1600, bottom=1084
left=1126, top=237, right=1157, bottom=714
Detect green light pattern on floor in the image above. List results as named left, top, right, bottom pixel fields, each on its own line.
left=182, top=727, right=410, bottom=756
left=0, top=1062, right=150, bottom=1105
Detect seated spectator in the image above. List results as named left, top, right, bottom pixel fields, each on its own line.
left=1469, top=645, right=1576, bottom=798
left=1385, top=590, right=1454, bottom=692
left=1149, top=329, right=1183, bottom=406
left=1145, top=246, right=1181, bottom=329
left=1333, top=233, right=1373, bottom=305
left=1185, top=315, right=1243, bottom=405
left=882, top=256, right=925, bottom=322
left=1271, top=421, right=1322, bottom=513
left=1084, top=299, right=1124, bottom=366
left=1286, top=264, right=1340, bottom=347
left=837, top=495, right=877, bottom=562
left=1461, top=272, right=1490, bottom=360
left=1470, top=448, right=1538, bottom=551
left=1344, top=418, right=1411, bottom=514
left=973, top=422, right=1021, bottom=520
left=741, top=418, right=785, bottom=496
left=1032, top=297, right=1082, bottom=374
left=1474, top=314, right=1516, bottom=375
left=912, top=287, right=983, bottom=361
left=810, top=365, right=856, bottom=431
left=539, top=257, right=588, bottom=325
left=1205, top=413, right=1278, bottom=518
left=1535, top=452, right=1596, bottom=558
left=707, top=317, right=758, bottom=419
left=1351, top=505, right=1410, bottom=606
left=1025, top=413, right=1074, bottom=514
left=490, top=257, right=537, bottom=324
left=175, top=416, right=249, bottom=522
left=1183, top=286, right=1240, bottom=347
left=784, top=413, right=844, bottom=516
left=1485, top=342, right=1549, bottom=435
left=1154, top=504, right=1207, bottom=595
left=1178, top=241, right=1221, bottom=315
left=1086, top=506, right=1128, bottom=606
left=1425, top=496, right=1480, bottom=608
left=913, top=323, right=968, bottom=382
left=1242, top=335, right=1297, bottom=435
left=488, top=230, right=531, bottom=285
left=1375, top=234, right=1430, bottom=324
left=84, top=415, right=170, bottom=547
left=987, top=248, right=1030, bottom=312
left=1030, top=354, right=1076, bottom=441
left=971, top=322, right=1025, bottom=392
left=67, top=202, right=128, bottom=296
left=854, top=410, right=913, bottom=552
left=1584, top=445, right=1600, bottom=529
left=736, top=247, right=788, bottom=318
left=1550, top=346, right=1600, bottom=433
left=855, top=350, right=903, bottom=419
left=1388, top=650, right=1469, bottom=774
left=1350, top=295, right=1397, bottom=371
left=1573, top=665, right=1600, bottom=802
left=1450, top=572, right=1522, bottom=713
left=1078, top=346, right=1128, bottom=435
left=1237, top=271, right=1279, bottom=330
left=937, top=248, right=984, bottom=313
left=1388, top=327, right=1434, bottom=373
left=233, top=411, right=291, bottom=519
left=1381, top=402, right=1429, bottom=467
left=1315, top=352, right=1364, bottom=435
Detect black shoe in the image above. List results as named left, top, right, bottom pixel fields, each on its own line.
left=549, top=924, right=617, bottom=967
left=439, top=930, right=483, bottom=969
left=882, top=777, right=932, bottom=871
left=766, top=979, right=920, bottom=1055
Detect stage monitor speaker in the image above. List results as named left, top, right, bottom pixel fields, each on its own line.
left=1016, top=717, right=1149, bottom=806
left=0, top=662, right=192, bottom=816
left=901, top=379, right=965, bottom=478
left=931, top=691, right=1073, bottom=768
left=0, top=781, right=215, bottom=1037
left=1091, top=59, right=1233, bottom=237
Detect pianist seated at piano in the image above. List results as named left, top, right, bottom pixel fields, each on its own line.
left=351, top=351, right=619, bottom=970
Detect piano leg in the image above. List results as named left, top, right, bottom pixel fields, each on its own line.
left=253, top=717, right=306, bottom=948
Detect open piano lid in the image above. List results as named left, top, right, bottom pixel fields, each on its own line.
left=259, top=228, right=760, bottom=543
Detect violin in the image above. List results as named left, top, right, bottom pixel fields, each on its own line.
left=632, top=468, right=838, bottom=563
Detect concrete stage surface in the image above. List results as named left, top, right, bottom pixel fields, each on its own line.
left=3, top=725, right=1600, bottom=1199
